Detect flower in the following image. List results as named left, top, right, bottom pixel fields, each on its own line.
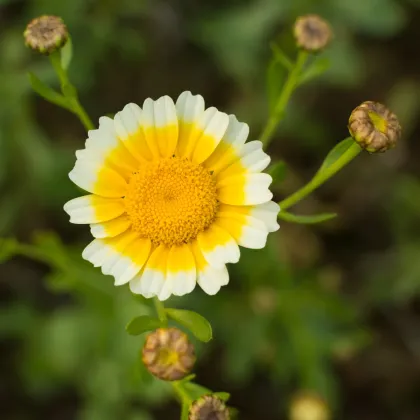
left=64, top=92, right=279, bottom=300
left=142, top=327, right=195, bottom=381
left=289, top=391, right=330, bottom=420
left=348, top=101, right=401, bottom=153
left=293, top=14, right=332, bottom=52
left=189, top=395, right=230, bottom=420
left=24, top=15, right=68, bottom=55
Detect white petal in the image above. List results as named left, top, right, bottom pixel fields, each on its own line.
left=176, top=91, right=205, bottom=123
left=251, top=201, right=280, bottom=233
left=197, top=264, right=229, bottom=295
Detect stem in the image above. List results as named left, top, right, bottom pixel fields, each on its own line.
left=260, top=50, right=308, bottom=148
left=153, top=296, right=168, bottom=326
left=172, top=381, right=193, bottom=405
left=49, top=53, right=94, bottom=131
left=279, top=141, right=362, bottom=210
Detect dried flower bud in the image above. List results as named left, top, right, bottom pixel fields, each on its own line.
left=189, top=395, right=230, bottom=420
left=289, top=392, right=330, bottom=420
left=24, top=15, right=68, bottom=55
left=294, top=14, right=332, bottom=52
left=348, top=101, right=401, bottom=153
left=142, top=327, right=195, bottom=381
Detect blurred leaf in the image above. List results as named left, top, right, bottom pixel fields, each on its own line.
left=166, top=308, right=212, bottom=342
left=278, top=211, right=337, bottom=224
left=125, top=315, right=162, bottom=336
left=268, top=160, right=287, bottom=184
left=182, top=382, right=212, bottom=400
left=270, top=43, right=293, bottom=70
left=316, top=138, right=356, bottom=175
left=28, top=72, right=70, bottom=109
left=267, top=56, right=287, bottom=113
left=0, top=237, right=18, bottom=263
left=61, top=36, right=73, bottom=70
left=213, top=392, right=230, bottom=401
left=299, top=57, right=331, bottom=85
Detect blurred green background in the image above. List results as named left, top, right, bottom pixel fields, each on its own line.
left=1, top=0, right=420, bottom=419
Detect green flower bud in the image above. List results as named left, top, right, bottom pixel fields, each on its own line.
left=294, top=15, right=332, bottom=52
left=189, top=395, right=230, bottom=420
left=24, top=15, right=68, bottom=55
left=142, top=327, right=195, bottom=381
left=289, top=392, right=330, bottom=420
left=348, top=101, right=401, bottom=153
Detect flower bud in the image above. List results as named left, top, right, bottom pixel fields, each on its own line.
left=24, top=15, right=68, bottom=55
left=142, top=327, right=195, bottom=381
left=293, top=14, right=332, bottom=52
left=348, top=101, right=401, bottom=153
left=289, top=392, right=330, bottom=420
left=189, top=395, right=230, bottom=420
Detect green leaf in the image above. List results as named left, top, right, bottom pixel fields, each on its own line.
left=125, top=315, right=162, bottom=336
left=213, top=392, right=231, bottom=401
left=182, top=382, right=212, bottom=400
left=179, top=374, right=196, bottom=383
left=61, top=36, right=73, bottom=70
left=267, top=56, right=288, bottom=114
left=268, top=160, right=287, bottom=184
left=278, top=211, right=337, bottom=224
left=270, top=42, right=293, bottom=70
left=299, top=57, right=330, bottom=85
left=0, top=238, right=18, bottom=263
left=316, top=138, right=355, bottom=175
left=28, top=72, right=70, bottom=110
left=165, top=308, right=212, bottom=342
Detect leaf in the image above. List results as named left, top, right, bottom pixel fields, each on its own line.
left=125, top=315, right=162, bottom=336
left=165, top=308, right=212, bottom=342
left=270, top=42, right=293, bottom=70
left=61, top=36, right=73, bottom=70
left=28, top=72, right=70, bottom=110
left=182, top=382, right=212, bottom=400
left=268, top=160, right=287, bottom=184
left=0, top=238, right=18, bottom=263
left=299, top=57, right=330, bottom=85
left=267, top=56, right=288, bottom=114
left=316, top=138, right=355, bottom=175
left=278, top=211, right=337, bottom=224
left=179, top=374, right=196, bottom=383
left=213, top=392, right=231, bottom=402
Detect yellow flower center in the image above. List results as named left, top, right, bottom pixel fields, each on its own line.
left=124, top=156, right=219, bottom=246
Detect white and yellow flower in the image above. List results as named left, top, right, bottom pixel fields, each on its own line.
left=64, top=92, right=279, bottom=300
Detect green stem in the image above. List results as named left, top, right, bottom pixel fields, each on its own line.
left=172, top=381, right=193, bottom=405
left=153, top=296, right=168, bottom=326
left=279, top=140, right=362, bottom=210
left=49, top=52, right=94, bottom=131
left=260, top=50, right=308, bottom=148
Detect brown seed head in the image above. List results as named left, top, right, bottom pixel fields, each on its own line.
left=189, top=395, right=230, bottom=420
left=24, top=15, right=68, bottom=55
left=289, top=391, right=330, bottom=420
left=294, top=14, right=332, bottom=52
left=348, top=101, right=401, bottom=153
left=142, top=327, right=195, bottom=381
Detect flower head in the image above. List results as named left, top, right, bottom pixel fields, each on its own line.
left=189, top=395, right=230, bottom=420
left=294, top=14, right=332, bottom=52
left=348, top=101, right=401, bottom=153
left=142, top=327, right=195, bottom=381
left=24, top=15, right=68, bottom=54
left=64, top=92, right=279, bottom=300
left=289, top=392, right=330, bottom=420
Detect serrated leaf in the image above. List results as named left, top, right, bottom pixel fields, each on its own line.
left=268, top=160, right=287, bottom=184
left=316, top=138, right=355, bottom=175
left=165, top=308, right=212, bottom=342
left=213, top=392, right=231, bottom=401
left=278, top=211, right=337, bottom=224
left=125, top=315, right=162, bottom=336
left=28, top=72, right=70, bottom=110
left=299, top=57, right=330, bottom=85
left=61, top=36, right=73, bottom=70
